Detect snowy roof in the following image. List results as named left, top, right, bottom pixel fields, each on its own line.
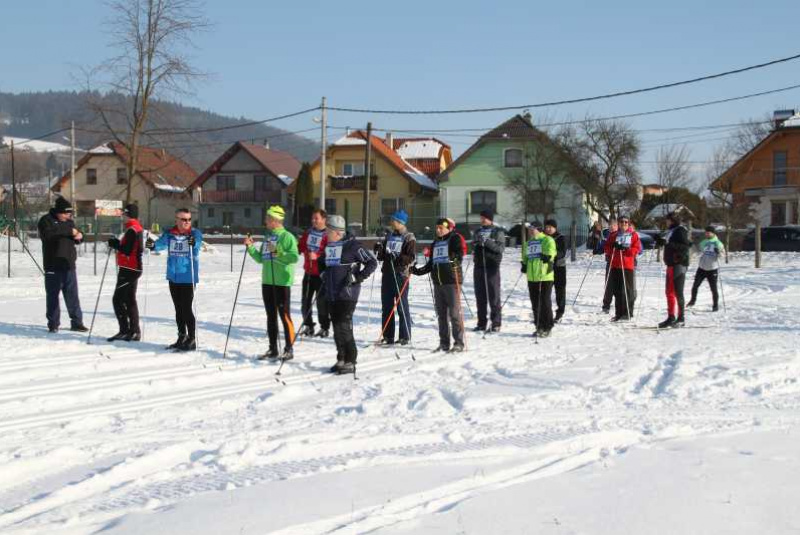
left=646, top=203, right=694, bottom=220
left=277, top=174, right=292, bottom=186
left=89, top=144, right=115, bottom=154
left=153, top=183, right=186, bottom=193
left=332, top=135, right=367, bottom=146
left=1, top=136, right=75, bottom=153
left=395, top=139, right=443, bottom=160
left=781, top=113, right=800, bottom=128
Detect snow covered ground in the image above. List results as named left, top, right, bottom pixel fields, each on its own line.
left=0, top=240, right=799, bottom=534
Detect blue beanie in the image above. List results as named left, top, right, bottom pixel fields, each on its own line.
left=391, top=209, right=409, bottom=225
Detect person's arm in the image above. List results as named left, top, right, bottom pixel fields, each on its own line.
left=275, top=232, right=299, bottom=265
left=625, top=232, right=641, bottom=258
left=354, top=245, right=378, bottom=282
left=604, top=233, right=614, bottom=256
left=39, top=217, right=74, bottom=242
left=152, top=232, right=170, bottom=252
left=399, top=235, right=416, bottom=268
left=450, top=234, right=465, bottom=263
left=298, top=230, right=308, bottom=255
left=191, top=229, right=203, bottom=256
left=554, top=235, right=567, bottom=261
left=411, top=256, right=432, bottom=276
left=484, top=228, right=505, bottom=254
left=117, top=228, right=139, bottom=255
left=247, top=240, right=264, bottom=264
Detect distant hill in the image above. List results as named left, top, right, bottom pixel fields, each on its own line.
left=0, top=91, right=320, bottom=173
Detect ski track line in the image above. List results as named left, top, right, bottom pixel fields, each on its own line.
left=0, top=352, right=413, bottom=434
left=0, top=348, right=146, bottom=372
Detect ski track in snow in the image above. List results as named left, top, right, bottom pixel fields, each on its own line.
left=0, top=245, right=799, bottom=533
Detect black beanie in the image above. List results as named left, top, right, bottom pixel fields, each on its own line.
left=544, top=218, right=558, bottom=229
left=54, top=197, right=73, bottom=214
left=479, top=209, right=494, bottom=221
left=704, top=225, right=716, bottom=233
left=123, top=203, right=139, bottom=219
left=529, top=220, right=543, bottom=230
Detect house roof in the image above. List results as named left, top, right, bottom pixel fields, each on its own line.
left=55, top=142, right=197, bottom=192
left=392, top=137, right=449, bottom=160
left=189, top=142, right=301, bottom=190
left=646, top=203, right=695, bottom=221
left=329, top=132, right=438, bottom=191
left=438, top=114, right=557, bottom=182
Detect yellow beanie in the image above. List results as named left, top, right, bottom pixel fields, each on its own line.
left=266, top=205, right=285, bottom=221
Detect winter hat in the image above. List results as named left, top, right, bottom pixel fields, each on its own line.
left=123, top=203, right=138, bottom=219
left=435, top=217, right=451, bottom=230
left=327, top=214, right=346, bottom=232
left=529, top=220, right=543, bottom=230
left=479, top=209, right=494, bottom=221
left=391, top=209, right=409, bottom=226
left=54, top=197, right=73, bottom=214
left=544, top=218, right=558, bottom=229
left=266, top=205, right=285, bottom=221
left=704, top=225, right=717, bottom=234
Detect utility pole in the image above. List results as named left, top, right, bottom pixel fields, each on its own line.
left=319, top=97, right=327, bottom=211
left=362, top=122, right=372, bottom=236
left=8, top=140, right=16, bottom=277
left=70, top=121, right=76, bottom=205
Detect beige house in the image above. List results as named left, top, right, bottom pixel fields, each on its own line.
left=54, top=142, right=197, bottom=229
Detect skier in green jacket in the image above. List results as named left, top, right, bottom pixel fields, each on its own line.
left=521, top=221, right=557, bottom=337
left=244, top=205, right=300, bottom=360
left=687, top=225, right=725, bottom=312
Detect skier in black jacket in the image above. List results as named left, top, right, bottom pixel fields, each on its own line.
left=319, top=215, right=378, bottom=375
left=411, top=218, right=466, bottom=352
left=106, top=204, right=144, bottom=342
left=37, top=197, right=87, bottom=333
left=471, top=209, right=505, bottom=332
left=543, top=219, right=567, bottom=322
left=655, top=211, right=692, bottom=328
left=373, top=209, right=416, bottom=345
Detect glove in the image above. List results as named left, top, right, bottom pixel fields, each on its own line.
left=388, top=250, right=399, bottom=259
left=346, top=271, right=357, bottom=286
left=107, top=237, right=120, bottom=250
left=373, top=242, right=382, bottom=254
left=145, top=237, right=155, bottom=250
left=520, top=262, right=527, bottom=274
left=612, top=241, right=624, bottom=250
left=188, top=235, right=196, bottom=247
left=410, top=265, right=422, bottom=276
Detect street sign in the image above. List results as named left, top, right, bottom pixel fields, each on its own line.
left=95, top=199, right=123, bottom=217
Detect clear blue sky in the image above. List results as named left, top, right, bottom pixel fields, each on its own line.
left=2, top=0, right=800, bottom=182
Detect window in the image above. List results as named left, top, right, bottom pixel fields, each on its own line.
left=116, top=168, right=128, bottom=184
left=342, top=162, right=365, bottom=176
left=773, top=151, right=788, bottom=186
left=222, top=211, right=235, bottom=226
left=207, top=207, right=215, bottom=218
left=470, top=190, right=497, bottom=214
left=217, top=175, right=236, bottom=191
left=771, top=201, right=788, bottom=226
left=381, top=198, right=405, bottom=216
left=244, top=207, right=252, bottom=218
left=86, top=168, right=97, bottom=185
left=325, top=198, right=337, bottom=215
left=255, top=174, right=280, bottom=192
left=504, top=148, right=523, bottom=168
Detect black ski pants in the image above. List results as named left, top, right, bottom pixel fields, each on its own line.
left=262, top=284, right=295, bottom=350
left=301, top=273, right=330, bottom=330
left=474, top=265, right=501, bottom=329
left=610, top=268, right=636, bottom=319
left=113, top=268, right=141, bottom=334
left=45, top=268, right=84, bottom=329
left=691, top=268, right=719, bottom=307
left=433, top=284, right=464, bottom=349
left=553, top=265, right=567, bottom=314
left=528, top=281, right=554, bottom=332
left=330, top=299, right=358, bottom=363
left=168, top=282, right=195, bottom=339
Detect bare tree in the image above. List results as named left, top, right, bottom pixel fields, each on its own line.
left=727, top=115, right=772, bottom=159
left=88, top=0, right=209, bottom=202
left=706, top=145, right=753, bottom=263
left=656, top=144, right=693, bottom=192
left=562, top=118, right=642, bottom=222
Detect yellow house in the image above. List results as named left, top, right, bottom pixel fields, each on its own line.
left=304, top=131, right=439, bottom=234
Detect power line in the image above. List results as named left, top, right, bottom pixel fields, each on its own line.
left=143, top=106, right=320, bottom=135
left=0, top=127, right=72, bottom=151
left=327, top=52, right=800, bottom=114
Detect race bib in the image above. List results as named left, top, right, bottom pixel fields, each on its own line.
left=616, top=233, right=632, bottom=248
left=325, top=242, right=343, bottom=266
left=261, top=235, right=279, bottom=260
left=307, top=230, right=324, bottom=252
left=169, top=236, right=190, bottom=257
left=703, top=243, right=717, bottom=256
left=432, top=243, right=449, bottom=265
left=386, top=235, right=403, bottom=254
left=479, top=228, right=492, bottom=241
left=526, top=240, right=542, bottom=260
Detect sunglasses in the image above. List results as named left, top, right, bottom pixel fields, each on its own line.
left=619, top=220, right=630, bottom=224
left=177, top=217, right=192, bottom=222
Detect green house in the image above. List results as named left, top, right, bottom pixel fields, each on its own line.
left=438, top=114, right=594, bottom=236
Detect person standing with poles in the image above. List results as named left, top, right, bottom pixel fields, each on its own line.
left=522, top=221, right=557, bottom=338
left=601, top=218, right=618, bottom=313
left=604, top=216, right=641, bottom=322
left=655, top=211, right=692, bottom=328
left=37, top=197, right=88, bottom=333
left=318, top=215, right=378, bottom=375
left=687, top=225, right=724, bottom=312
left=244, top=205, right=299, bottom=361
left=374, top=209, right=416, bottom=345
left=471, top=209, right=505, bottom=333
left=410, top=218, right=465, bottom=352
left=543, top=219, right=567, bottom=323
left=106, top=204, right=144, bottom=342
left=297, top=209, right=331, bottom=337
left=145, top=208, right=202, bottom=351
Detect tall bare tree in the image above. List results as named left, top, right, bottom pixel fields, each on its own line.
left=88, top=0, right=209, bottom=202
left=727, top=115, right=772, bottom=159
left=562, top=118, right=642, bottom=222
left=656, top=144, right=693, bottom=191
left=705, top=145, right=754, bottom=263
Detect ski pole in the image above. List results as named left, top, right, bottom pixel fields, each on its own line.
left=571, top=252, right=595, bottom=308
left=389, top=259, right=416, bottom=360
left=141, top=231, right=149, bottom=341
left=718, top=267, right=727, bottom=314
left=500, top=271, right=524, bottom=310
left=223, top=244, right=249, bottom=359
left=364, top=266, right=377, bottom=338
left=375, top=274, right=410, bottom=344
left=189, top=233, right=199, bottom=351
left=87, top=247, right=112, bottom=345
left=478, top=236, right=491, bottom=338
left=268, top=239, right=282, bottom=355
left=454, top=260, right=467, bottom=351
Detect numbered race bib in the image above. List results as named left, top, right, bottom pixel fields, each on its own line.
left=169, top=236, right=190, bottom=258
left=479, top=228, right=492, bottom=241
left=386, top=235, right=403, bottom=255
left=616, top=233, right=632, bottom=248
left=432, top=242, right=449, bottom=265
left=703, top=243, right=717, bottom=257
left=261, top=235, right=279, bottom=260
left=325, top=242, right=343, bottom=266
left=307, top=230, right=324, bottom=253
left=526, top=240, right=542, bottom=260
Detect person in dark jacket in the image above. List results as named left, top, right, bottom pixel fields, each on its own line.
left=543, top=219, right=567, bottom=322
left=374, top=209, right=416, bottom=345
left=319, top=215, right=378, bottom=375
left=601, top=219, right=618, bottom=312
left=655, top=211, right=692, bottom=328
left=37, top=197, right=87, bottom=333
left=411, top=218, right=466, bottom=352
left=106, top=204, right=144, bottom=341
left=297, top=209, right=330, bottom=337
left=471, top=209, right=505, bottom=332
left=586, top=221, right=604, bottom=255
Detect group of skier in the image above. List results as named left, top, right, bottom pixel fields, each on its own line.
left=38, top=197, right=726, bottom=375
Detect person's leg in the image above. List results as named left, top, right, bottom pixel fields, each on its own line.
left=602, top=261, right=613, bottom=310
left=673, top=265, right=687, bottom=320
left=708, top=269, right=719, bottom=308
left=62, top=269, right=84, bottom=327
left=528, top=281, right=539, bottom=329
left=330, top=302, right=345, bottom=359
left=341, top=301, right=358, bottom=363
left=112, top=273, right=130, bottom=334
left=183, top=284, right=196, bottom=339
left=624, top=269, right=636, bottom=318
left=398, top=274, right=411, bottom=341
left=540, top=281, right=554, bottom=331
left=45, top=271, right=62, bottom=330
left=261, top=284, right=278, bottom=349
left=689, top=269, right=705, bottom=305
left=380, top=274, right=396, bottom=342
left=169, top=282, right=186, bottom=337
left=278, top=286, right=295, bottom=350
left=300, top=273, right=314, bottom=329
left=488, top=267, right=502, bottom=328
left=313, top=276, right=331, bottom=330
left=434, top=285, right=450, bottom=349
left=554, top=266, right=567, bottom=316
left=611, top=269, right=625, bottom=318
left=447, top=285, right=464, bottom=346
left=474, top=267, right=488, bottom=329
left=127, top=273, right=141, bottom=335
left=665, top=266, right=677, bottom=318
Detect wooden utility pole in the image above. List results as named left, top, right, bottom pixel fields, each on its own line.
left=8, top=140, right=16, bottom=277
left=319, top=97, right=327, bottom=211
left=70, top=121, right=76, bottom=204
left=755, top=221, right=762, bottom=268
left=362, top=122, right=372, bottom=236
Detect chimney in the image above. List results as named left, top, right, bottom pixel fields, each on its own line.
left=386, top=132, right=394, bottom=149
left=345, top=127, right=351, bottom=135
left=773, top=109, right=795, bottom=129
left=522, top=110, right=533, bottom=123
left=264, top=138, right=270, bottom=150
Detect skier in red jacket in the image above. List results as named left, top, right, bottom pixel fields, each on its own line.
left=603, top=216, right=641, bottom=322
left=107, top=204, right=144, bottom=341
left=297, top=209, right=331, bottom=337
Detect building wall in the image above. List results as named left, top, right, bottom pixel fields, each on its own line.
left=726, top=130, right=800, bottom=194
